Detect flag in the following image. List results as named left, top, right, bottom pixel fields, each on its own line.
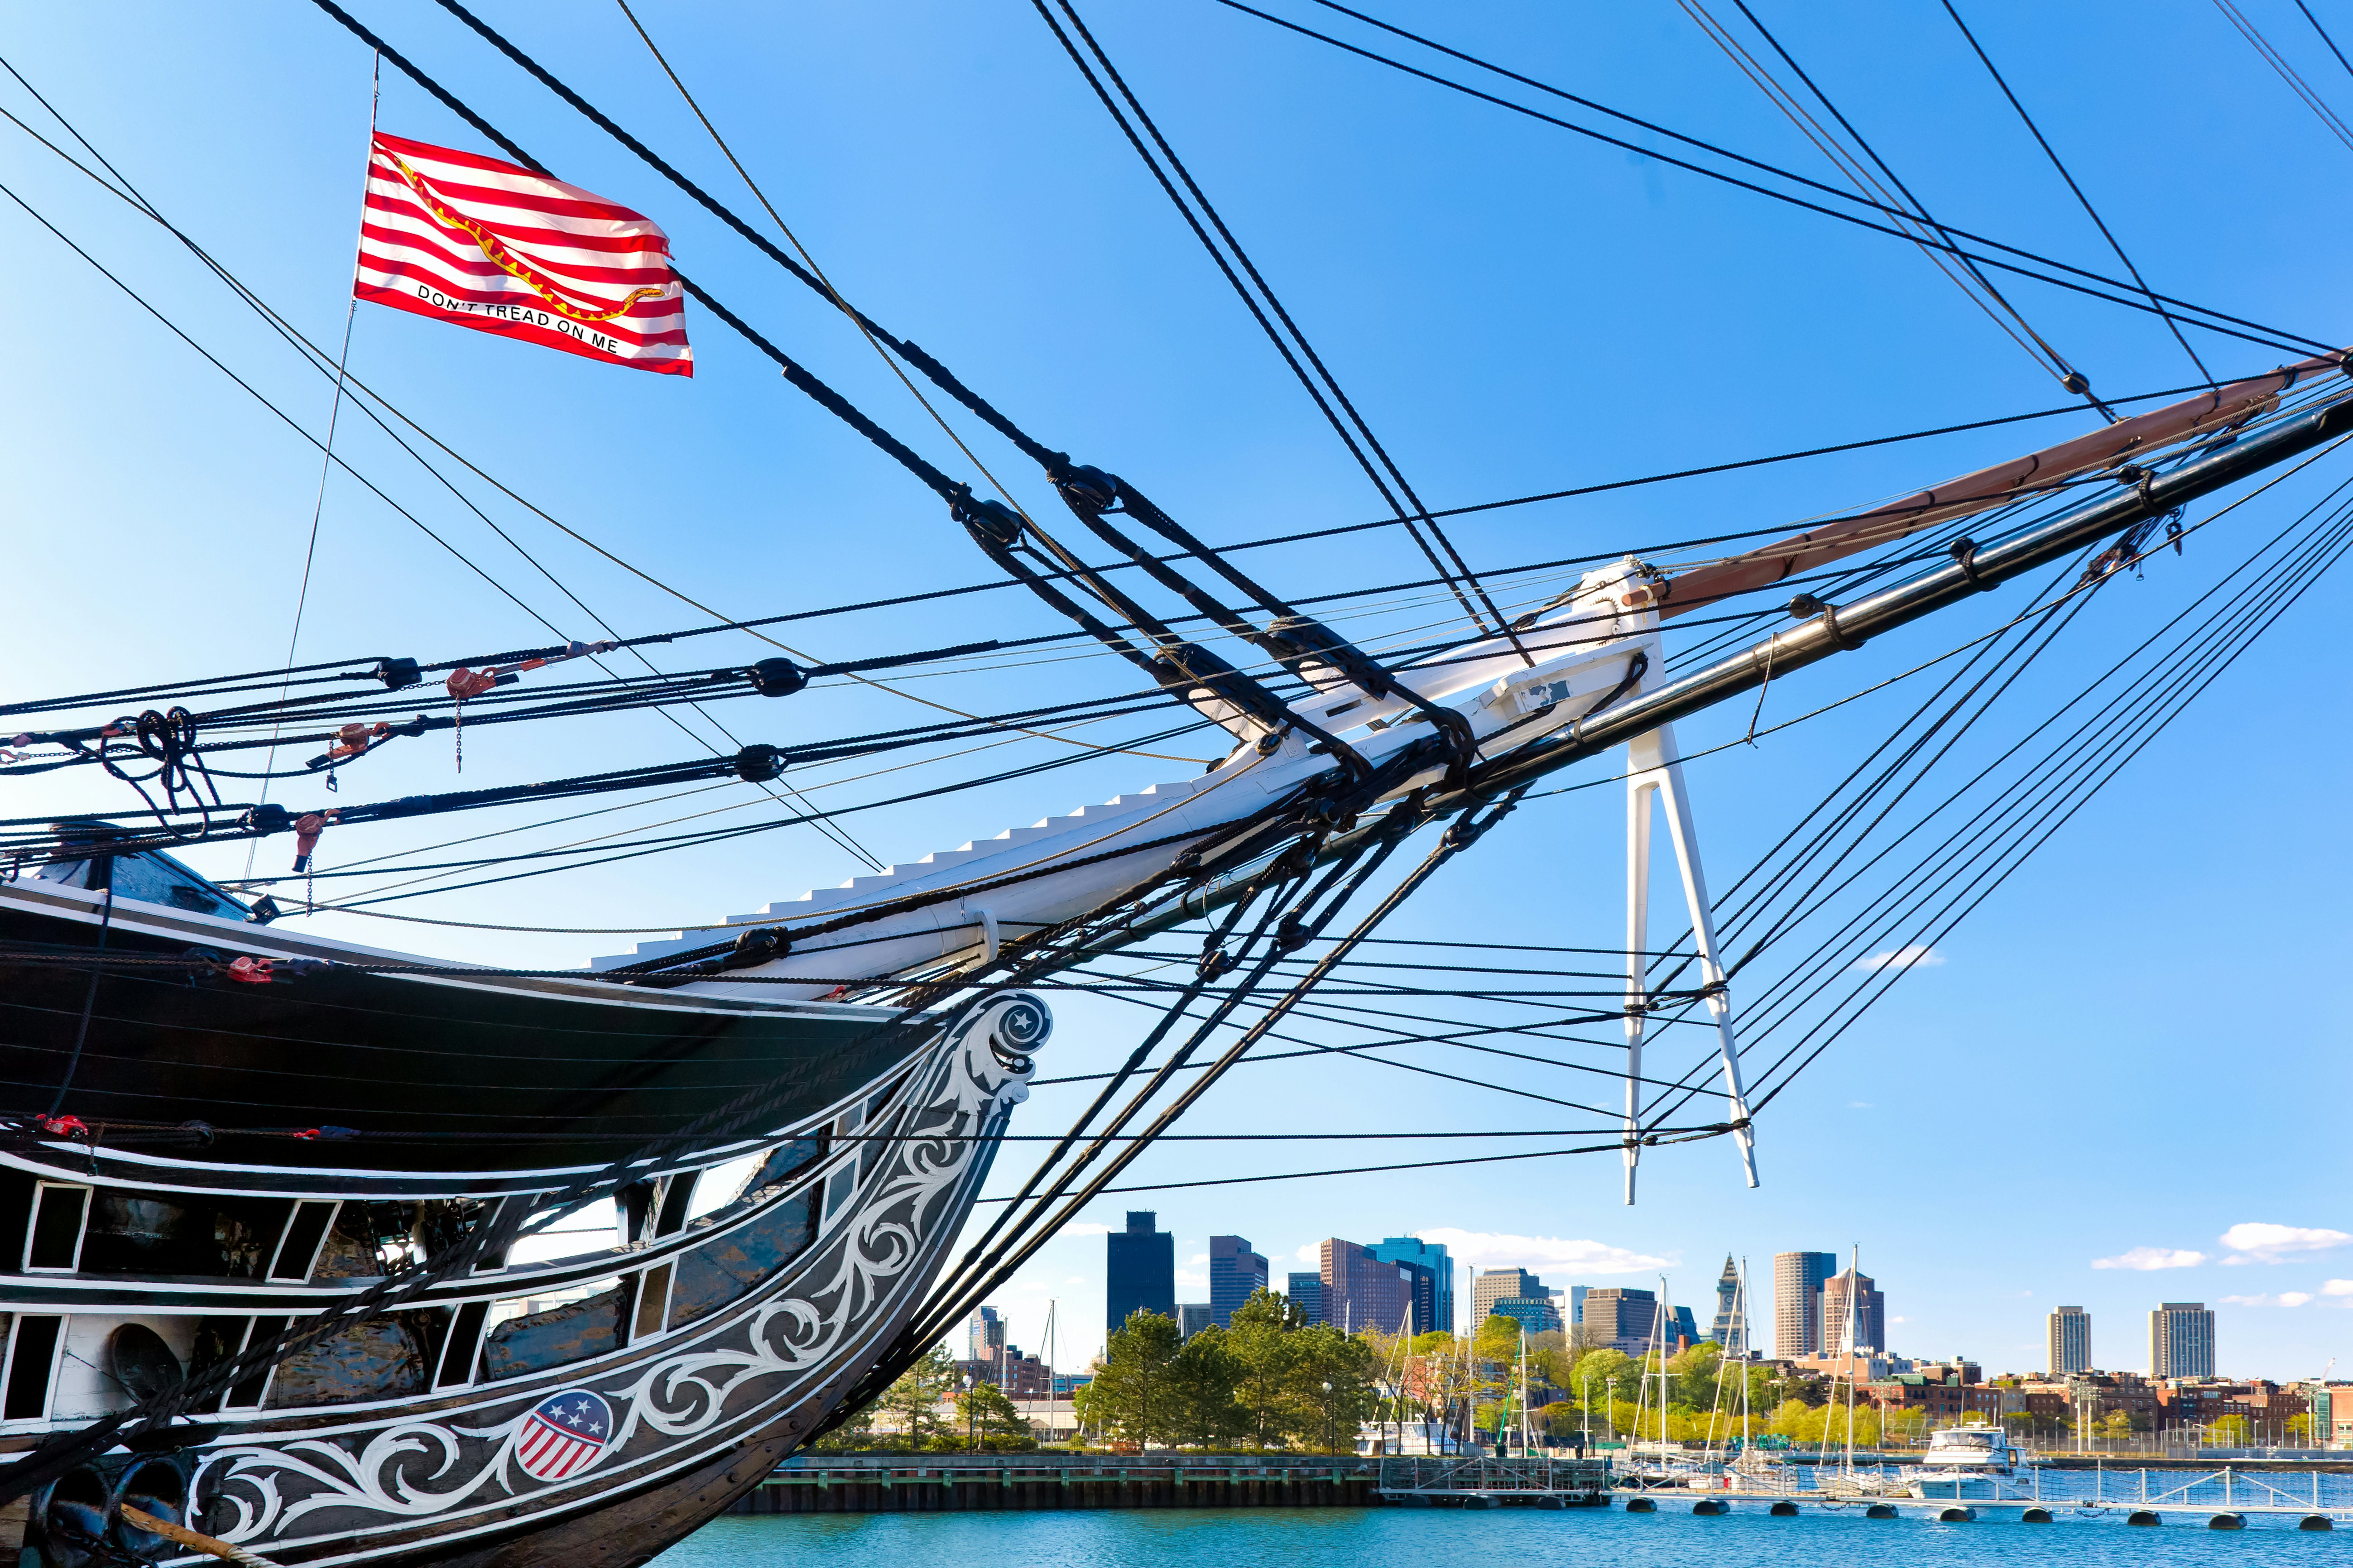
left=355, top=133, right=691, bottom=376
left=514, top=1388, right=615, bottom=1482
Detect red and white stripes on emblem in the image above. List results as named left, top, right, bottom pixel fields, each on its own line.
left=354, top=131, right=691, bottom=376
left=516, top=1413, right=603, bottom=1479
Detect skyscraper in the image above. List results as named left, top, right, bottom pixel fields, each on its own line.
left=1821, top=1266, right=1886, bottom=1355
left=1669, top=1304, right=1701, bottom=1347
left=1104, top=1211, right=1175, bottom=1338
left=1209, top=1235, right=1268, bottom=1328
left=1579, top=1285, right=1658, bottom=1355
left=966, top=1305, right=1006, bottom=1365
left=1368, top=1237, right=1455, bottom=1333
left=1472, top=1267, right=1543, bottom=1324
left=1322, top=1238, right=1413, bottom=1335
left=1177, top=1303, right=1213, bottom=1339
left=2048, top=1305, right=2091, bottom=1375
left=2149, top=1302, right=2215, bottom=1379
left=1286, top=1270, right=1324, bottom=1325
left=1388, top=1258, right=1438, bottom=1337
left=1773, top=1251, right=1837, bottom=1357
left=1708, top=1257, right=1746, bottom=1356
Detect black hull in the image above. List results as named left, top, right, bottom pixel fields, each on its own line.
left=0, top=874, right=1050, bottom=1568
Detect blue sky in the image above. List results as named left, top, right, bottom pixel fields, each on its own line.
left=5, top=1, right=2351, bottom=1379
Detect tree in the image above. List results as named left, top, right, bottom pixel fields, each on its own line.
left=1575, top=1347, right=1638, bottom=1405
left=1227, top=1290, right=1303, bottom=1448
left=878, top=1344, right=956, bottom=1448
left=1167, top=1326, right=1249, bottom=1448
left=1288, top=1323, right=1380, bottom=1451
left=1079, top=1309, right=1183, bottom=1449
left=953, top=1379, right=1035, bottom=1449
left=1669, top=1341, right=1723, bottom=1410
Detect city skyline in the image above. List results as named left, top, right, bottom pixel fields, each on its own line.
left=1028, top=1219, right=2313, bottom=1386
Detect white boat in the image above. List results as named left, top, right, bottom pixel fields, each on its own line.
left=1904, top=1424, right=2031, bottom=1499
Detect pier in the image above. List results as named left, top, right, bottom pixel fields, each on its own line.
left=729, top=1453, right=1382, bottom=1513
left=1618, top=1464, right=2353, bottom=1528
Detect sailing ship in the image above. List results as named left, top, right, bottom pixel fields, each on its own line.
left=2, top=4, right=2348, bottom=1565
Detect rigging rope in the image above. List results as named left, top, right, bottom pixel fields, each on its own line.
left=1225, top=0, right=2336, bottom=358
left=1939, top=0, right=2215, bottom=384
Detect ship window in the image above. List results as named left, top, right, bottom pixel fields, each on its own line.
left=479, top=1278, right=628, bottom=1382
left=269, top=1203, right=338, bottom=1282
left=264, top=1312, right=435, bottom=1410
left=506, top=1199, right=621, bottom=1269
left=79, top=1192, right=293, bottom=1279
left=666, top=1193, right=820, bottom=1330
left=2, top=1315, right=60, bottom=1420
left=24, top=1185, right=89, bottom=1272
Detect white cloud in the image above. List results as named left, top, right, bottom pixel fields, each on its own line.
left=2217, top=1223, right=2353, bottom=1262
left=1852, top=944, right=1944, bottom=973
left=1417, top=1228, right=1673, bottom=1275
left=1297, top=1243, right=1321, bottom=1266
left=2221, top=1291, right=2312, bottom=1307
left=2284, top=1292, right=2315, bottom=1307
left=2323, top=1280, right=2353, bottom=1296
left=1848, top=1101, right=1873, bottom=1109
left=1189, top=1254, right=1209, bottom=1265
left=1175, top=1270, right=1207, bottom=1289
left=1892, top=1316, right=1908, bottom=1324
left=2092, top=1247, right=2209, bottom=1271
left=1063, top=1223, right=1111, bottom=1238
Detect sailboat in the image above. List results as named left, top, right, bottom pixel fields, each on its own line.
left=2, top=5, right=2349, bottom=1565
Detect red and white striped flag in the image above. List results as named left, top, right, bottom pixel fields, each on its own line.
left=355, top=132, right=691, bottom=376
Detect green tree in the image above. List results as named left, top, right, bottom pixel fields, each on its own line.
left=879, top=1344, right=956, bottom=1448
left=1668, top=1341, right=1723, bottom=1410
left=1167, top=1326, right=1248, bottom=1448
left=1288, top=1323, right=1380, bottom=1451
left=1227, top=1289, right=1303, bottom=1448
left=1079, top=1309, right=1183, bottom=1448
left=953, top=1379, right=1035, bottom=1449
left=1575, top=1347, right=1638, bottom=1405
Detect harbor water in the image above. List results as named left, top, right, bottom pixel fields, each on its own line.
left=654, top=1501, right=2353, bottom=1568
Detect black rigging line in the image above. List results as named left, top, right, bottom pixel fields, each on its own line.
left=1031, top=0, right=1523, bottom=652
left=2214, top=0, right=2353, bottom=153
left=1652, top=480, right=2353, bottom=1132
left=2298, top=0, right=2353, bottom=84
left=1712, top=0, right=2111, bottom=416
left=304, top=0, right=964, bottom=507
left=0, top=87, right=886, bottom=872
left=1938, top=0, right=2216, bottom=385
left=1223, top=0, right=2335, bottom=358
left=0, top=179, right=565, bottom=635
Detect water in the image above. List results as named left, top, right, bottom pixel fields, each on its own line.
left=651, top=1503, right=2353, bottom=1568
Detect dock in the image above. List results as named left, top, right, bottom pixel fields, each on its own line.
left=1376, top=1455, right=1612, bottom=1507
left=1621, top=1464, right=2353, bottom=1527
left=729, top=1453, right=1381, bottom=1512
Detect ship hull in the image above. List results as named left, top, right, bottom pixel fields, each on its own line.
left=0, top=875, right=1047, bottom=1568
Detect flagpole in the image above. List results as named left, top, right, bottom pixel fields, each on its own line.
left=246, top=51, right=379, bottom=882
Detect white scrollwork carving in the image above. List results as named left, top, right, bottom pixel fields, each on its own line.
left=196, top=993, right=1045, bottom=1551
